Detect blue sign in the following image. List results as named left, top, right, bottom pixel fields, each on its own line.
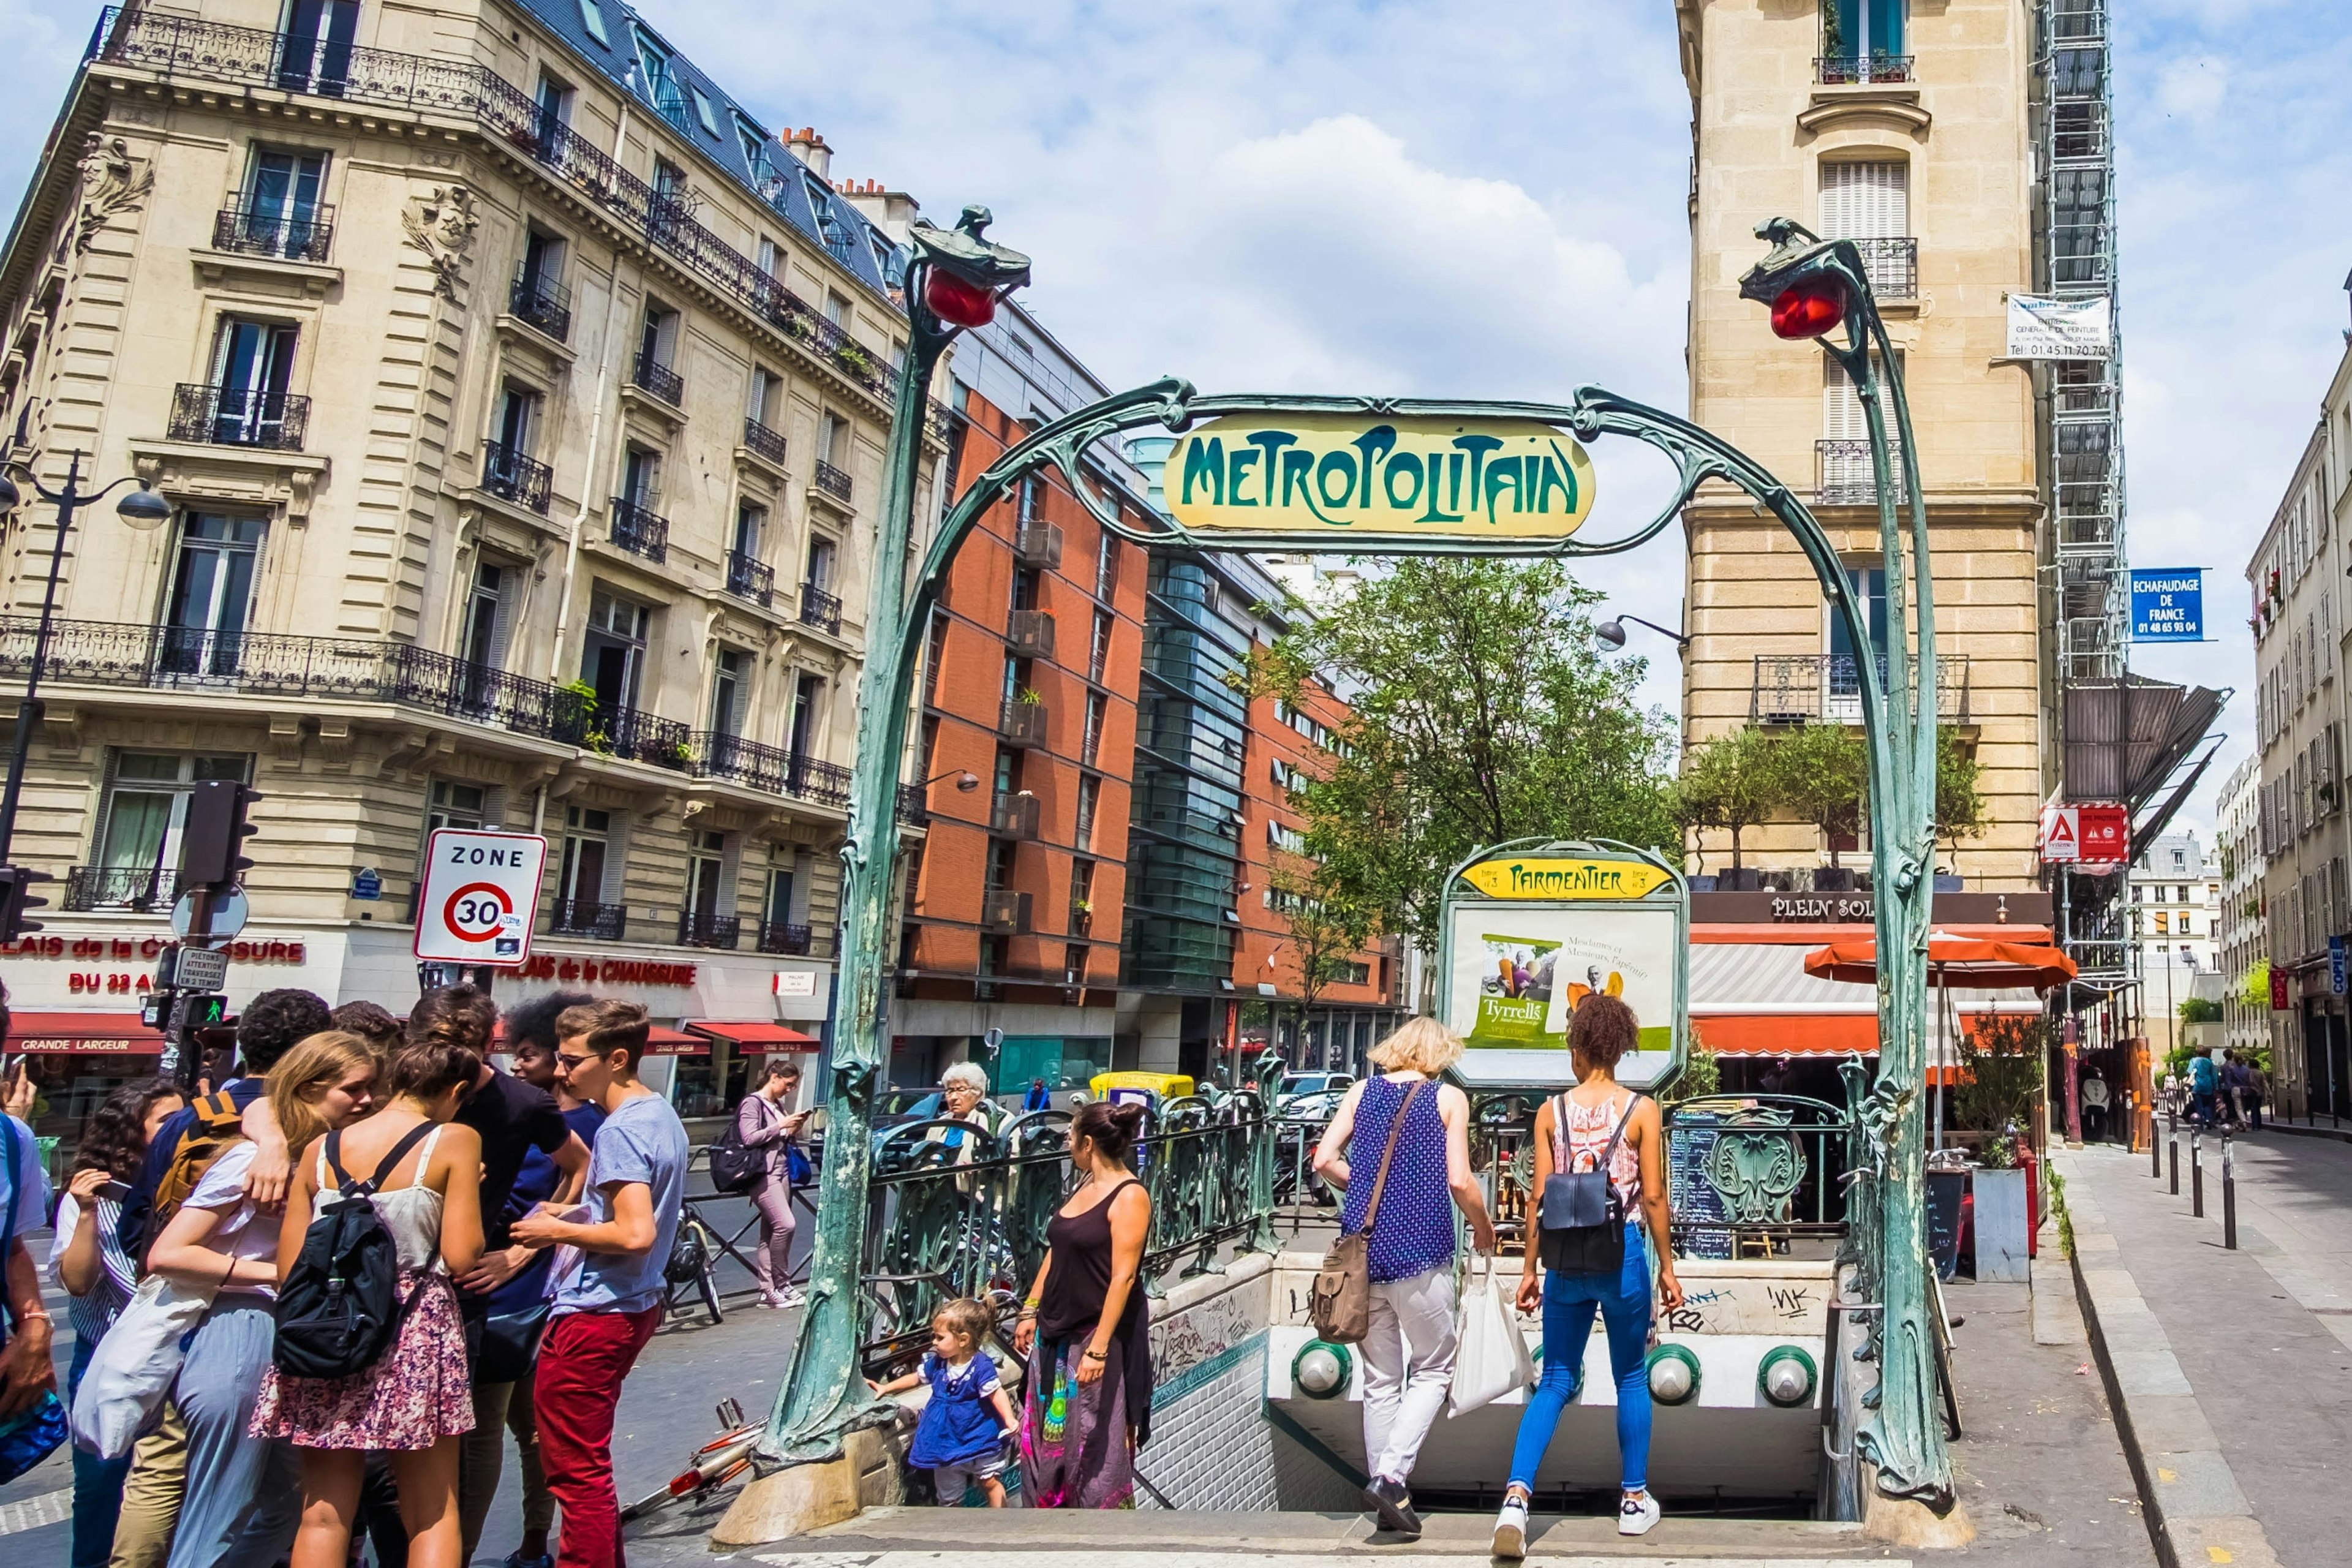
left=2131, top=569, right=2204, bottom=641
left=351, top=868, right=382, bottom=901
left=2332, top=935, right=2345, bottom=997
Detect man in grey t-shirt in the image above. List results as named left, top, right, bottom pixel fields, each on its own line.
left=511, top=999, right=688, bottom=1568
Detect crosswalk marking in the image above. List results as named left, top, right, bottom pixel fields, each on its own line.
left=0, top=1487, right=72, bottom=1537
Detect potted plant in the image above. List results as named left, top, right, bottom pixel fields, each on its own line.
left=834, top=342, right=872, bottom=378
left=1956, top=1013, right=2045, bottom=1282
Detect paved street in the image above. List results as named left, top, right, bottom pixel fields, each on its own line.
left=2061, top=1130, right=2352, bottom=1568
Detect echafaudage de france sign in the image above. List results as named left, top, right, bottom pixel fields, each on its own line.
left=1164, top=414, right=1596, bottom=539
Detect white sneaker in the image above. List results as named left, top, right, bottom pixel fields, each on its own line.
left=1491, top=1494, right=1529, bottom=1559
left=1618, top=1490, right=1661, bottom=1537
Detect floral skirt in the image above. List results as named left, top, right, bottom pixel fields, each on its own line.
left=251, top=1269, right=475, bottom=1450
left=1019, top=1336, right=1134, bottom=1509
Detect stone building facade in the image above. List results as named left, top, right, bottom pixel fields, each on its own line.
left=1672, top=0, right=2043, bottom=884
left=0, top=0, right=943, bottom=1119
left=2215, top=753, right=2266, bottom=1057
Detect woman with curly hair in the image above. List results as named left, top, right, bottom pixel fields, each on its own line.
left=48, top=1078, right=184, bottom=1567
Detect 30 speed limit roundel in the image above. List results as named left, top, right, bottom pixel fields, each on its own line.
left=413, top=829, right=549, bottom=966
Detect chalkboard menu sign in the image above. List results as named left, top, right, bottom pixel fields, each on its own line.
left=1667, top=1112, right=1735, bottom=1260
left=1925, top=1168, right=1967, bottom=1281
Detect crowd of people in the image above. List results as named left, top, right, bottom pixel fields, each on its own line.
left=2166, top=1047, right=2269, bottom=1131
left=0, top=982, right=701, bottom=1568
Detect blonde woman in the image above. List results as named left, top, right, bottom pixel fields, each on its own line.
left=1311, top=1019, right=1496, bottom=1537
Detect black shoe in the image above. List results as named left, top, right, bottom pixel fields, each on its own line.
left=1363, top=1476, right=1422, bottom=1536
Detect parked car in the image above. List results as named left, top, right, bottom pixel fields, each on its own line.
left=1278, top=1071, right=1354, bottom=1109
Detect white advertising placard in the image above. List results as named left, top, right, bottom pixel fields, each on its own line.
left=413, top=829, right=548, bottom=965
left=1444, top=903, right=1679, bottom=1090
left=2005, top=294, right=2112, bottom=360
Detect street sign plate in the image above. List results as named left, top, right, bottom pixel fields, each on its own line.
left=163, top=944, right=228, bottom=992
left=170, top=887, right=249, bottom=945
left=413, top=828, right=548, bottom=967
left=2332, top=937, right=2345, bottom=997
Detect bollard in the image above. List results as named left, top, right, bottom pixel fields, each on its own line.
left=2191, top=1130, right=2204, bottom=1219
left=2169, top=1133, right=2179, bottom=1196
left=2222, top=1133, right=2237, bottom=1250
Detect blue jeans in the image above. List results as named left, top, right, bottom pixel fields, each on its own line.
left=67, top=1335, right=132, bottom=1568
left=164, top=1300, right=300, bottom=1568
left=1507, top=1222, right=1653, bottom=1494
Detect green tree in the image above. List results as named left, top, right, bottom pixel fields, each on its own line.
left=1954, top=1012, right=2046, bottom=1166
left=1265, top=850, right=1374, bottom=1014
left=1675, top=727, right=1785, bottom=872
left=1774, top=722, right=1869, bottom=868
left=1934, top=726, right=1988, bottom=856
left=1250, top=559, right=1676, bottom=948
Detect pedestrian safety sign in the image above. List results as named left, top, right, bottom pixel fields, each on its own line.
left=413, top=828, right=547, bottom=966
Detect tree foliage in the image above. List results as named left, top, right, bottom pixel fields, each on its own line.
left=1265, top=851, right=1374, bottom=1010
left=1954, top=1011, right=2046, bottom=1153
left=1250, top=560, right=1677, bottom=948
left=1673, top=728, right=1780, bottom=871
left=1774, top=723, right=1869, bottom=868
left=1934, top=728, right=1988, bottom=853
left=1673, top=723, right=1986, bottom=872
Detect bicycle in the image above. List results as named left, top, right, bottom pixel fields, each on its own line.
left=618, top=1398, right=760, bottom=1524
left=663, top=1211, right=727, bottom=1325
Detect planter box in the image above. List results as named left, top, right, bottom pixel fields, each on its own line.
left=1971, top=1167, right=2030, bottom=1283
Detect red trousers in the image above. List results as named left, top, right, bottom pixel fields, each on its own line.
left=533, top=1305, right=662, bottom=1568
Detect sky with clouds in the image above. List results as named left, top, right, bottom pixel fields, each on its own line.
left=5, top=0, right=2346, bottom=839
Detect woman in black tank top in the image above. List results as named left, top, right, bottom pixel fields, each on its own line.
left=1012, top=1101, right=1153, bottom=1507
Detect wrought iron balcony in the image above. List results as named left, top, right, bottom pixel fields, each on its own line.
left=1007, top=609, right=1055, bottom=660
left=1749, top=653, right=1971, bottom=726
left=167, top=383, right=309, bottom=451
left=724, top=550, right=774, bottom=608
left=631, top=353, right=684, bottom=407
left=480, top=440, right=551, bottom=514
left=1814, top=440, right=1910, bottom=507
left=990, top=792, right=1041, bottom=840
left=758, top=920, right=814, bottom=956
left=981, top=888, right=1033, bottom=934
left=925, top=396, right=962, bottom=445
left=546, top=899, right=628, bottom=940
left=213, top=198, right=334, bottom=262
left=799, top=583, right=843, bottom=635
left=896, top=783, right=930, bottom=827
left=1014, top=523, right=1063, bottom=569
left=1848, top=236, right=1917, bottom=301
left=682, top=731, right=853, bottom=807
left=679, top=910, right=741, bottom=949
left=999, top=698, right=1049, bottom=748
left=63, top=865, right=181, bottom=913
left=509, top=266, right=571, bottom=340
left=608, top=497, right=669, bottom=563
left=812, top=459, right=853, bottom=503
left=742, top=416, right=788, bottom=467
left=1815, top=53, right=1913, bottom=85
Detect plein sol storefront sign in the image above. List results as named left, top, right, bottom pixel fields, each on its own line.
left=1164, top=414, right=1597, bottom=538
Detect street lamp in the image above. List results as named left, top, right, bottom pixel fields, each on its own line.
left=1596, top=613, right=1690, bottom=650
left=917, top=768, right=981, bottom=793
left=0, top=451, right=173, bottom=862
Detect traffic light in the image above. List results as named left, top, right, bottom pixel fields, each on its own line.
left=0, top=865, right=52, bottom=940
left=181, top=781, right=262, bottom=891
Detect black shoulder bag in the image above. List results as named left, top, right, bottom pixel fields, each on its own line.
left=1536, top=1091, right=1645, bottom=1276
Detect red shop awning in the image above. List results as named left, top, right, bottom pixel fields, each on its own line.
left=684, top=1020, right=820, bottom=1053
left=641, top=1027, right=709, bottom=1057
left=6, top=1012, right=165, bottom=1055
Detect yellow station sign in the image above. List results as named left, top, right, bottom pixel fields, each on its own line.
left=1163, top=413, right=1596, bottom=538
left=1459, top=856, right=1673, bottom=902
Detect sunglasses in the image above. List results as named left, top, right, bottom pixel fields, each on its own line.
left=556, top=1052, right=599, bottom=1071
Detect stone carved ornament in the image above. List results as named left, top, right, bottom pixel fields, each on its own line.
left=401, top=183, right=480, bottom=300
left=75, top=135, right=154, bottom=254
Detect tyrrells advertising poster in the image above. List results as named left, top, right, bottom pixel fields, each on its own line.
left=1448, top=906, right=1676, bottom=1061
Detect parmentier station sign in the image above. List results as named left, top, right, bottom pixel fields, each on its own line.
left=1162, top=414, right=1597, bottom=538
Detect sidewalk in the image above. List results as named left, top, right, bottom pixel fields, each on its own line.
left=2057, top=1132, right=2352, bottom=1568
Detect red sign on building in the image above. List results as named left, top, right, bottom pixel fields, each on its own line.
left=2271, top=967, right=2290, bottom=1011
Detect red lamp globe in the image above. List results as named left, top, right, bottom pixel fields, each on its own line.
left=1768, top=275, right=1849, bottom=339
left=924, top=269, right=997, bottom=329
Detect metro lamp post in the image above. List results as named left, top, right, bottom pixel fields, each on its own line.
left=1596, top=612, right=1691, bottom=650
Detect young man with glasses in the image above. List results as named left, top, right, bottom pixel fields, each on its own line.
left=511, top=999, right=687, bottom=1568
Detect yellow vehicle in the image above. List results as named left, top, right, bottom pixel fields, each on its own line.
left=1088, top=1070, right=1195, bottom=1105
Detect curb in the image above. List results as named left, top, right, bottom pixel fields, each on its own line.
left=2264, top=1120, right=2352, bottom=1147
left=2051, top=1152, right=2282, bottom=1568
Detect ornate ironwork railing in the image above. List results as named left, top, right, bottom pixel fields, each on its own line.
left=631, top=353, right=684, bottom=406
left=167, top=383, right=309, bottom=451
left=742, top=416, right=788, bottom=466
left=546, top=899, right=628, bottom=940
left=724, top=550, right=774, bottom=608
left=895, top=783, right=930, bottom=827
left=811, top=460, right=853, bottom=503
left=1815, top=438, right=1910, bottom=507
left=682, top=731, right=851, bottom=807
left=679, top=910, right=742, bottom=949
left=758, top=920, right=814, bottom=956
left=63, top=864, right=181, bottom=912
left=480, top=440, right=551, bottom=514
left=509, top=266, right=571, bottom=339
left=87, top=7, right=903, bottom=405
left=1750, top=652, right=1970, bottom=725
left=608, top=497, right=669, bottom=563
left=1849, top=236, right=1917, bottom=301
left=1816, top=53, right=1913, bottom=85
left=213, top=198, right=334, bottom=261
left=853, top=1061, right=1283, bottom=1371
left=797, top=583, right=842, bottom=635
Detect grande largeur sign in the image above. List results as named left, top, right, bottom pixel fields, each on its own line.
left=1162, top=415, right=1597, bottom=539
left=413, top=828, right=547, bottom=966
left=1438, top=843, right=1687, bottom=1091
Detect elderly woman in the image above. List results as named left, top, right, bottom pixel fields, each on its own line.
left=924, top=1061, right=1008, bottom=1156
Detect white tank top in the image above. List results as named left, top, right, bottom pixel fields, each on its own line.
left=316, top=1125, right=448, bottom=1275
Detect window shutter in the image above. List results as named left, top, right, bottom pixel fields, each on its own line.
left=1820, top=161, right=1907, bottom=239
left=601, top=813, right=631, bottom=905
left=1823, top=360, right=1869, bottom=440
left=487, top=567, right=514, bottom=670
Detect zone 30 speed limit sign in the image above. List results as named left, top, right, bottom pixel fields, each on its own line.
left=413, top=828, right=548, bottom=966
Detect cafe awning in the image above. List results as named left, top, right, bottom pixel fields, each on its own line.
left=4, top=1012, right=165, bottom=1055
left=641, top=1027, right=709, bottom=1057
left=1689, top=942, right=2038, bottom=1071
left=684, top=1020, right=821, bottom=1053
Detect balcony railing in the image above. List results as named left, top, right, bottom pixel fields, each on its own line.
left=167, top=383, right=309, bottom=451
left=608, top=497, right=669, bottom=563
left=724, top=550, right=774, bottom=608
left=546, top=899, right=628, bottom=940
left=981, top=888, right=1033, bottom=934
left=1815, top=53, right=1913, bottom=85
left=64, top=865, right=181, bottom=913
left=1007, top=609, right=1055, bottom=660
left=1814, top=440, right=1910, bottom=507
left=1750, top=653, right=1971, bottom=725
left=758, top=920, right=813, bottom=956
left=679, top=910, right=742, bottom=949
left=742, top=416, right=788, bottom=467
left=896, top=783, right=930, bottom=827
left=682, top=731, right=853, bottom=807
left=213, top=198, right=334, bottom=262
left=1000, top=698, right=1049, bottom=748
left=812, top=459, right=853, bottom=503
left=480, top=440, right=551, bottom=514
left=1014, top=523, right=1063, bottom=569
left=799, top=583, right=843, bottom=635
left=509, top=266, right=571, bottom=340
left=631, top=353, right=684, bottom=406
left=990, top=792, right=1041, bottom=840
left=1848, top=236, right=1917, bottom=301
left=88, top=9, right=905, bottom=408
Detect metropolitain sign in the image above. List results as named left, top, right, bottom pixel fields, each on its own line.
left=1163, top=414, right=1596, bottom=539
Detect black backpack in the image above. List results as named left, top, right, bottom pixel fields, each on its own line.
left=706, top=1107, right=767, bottom=1195
left=274, top=1121, right=437, bottom=1380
